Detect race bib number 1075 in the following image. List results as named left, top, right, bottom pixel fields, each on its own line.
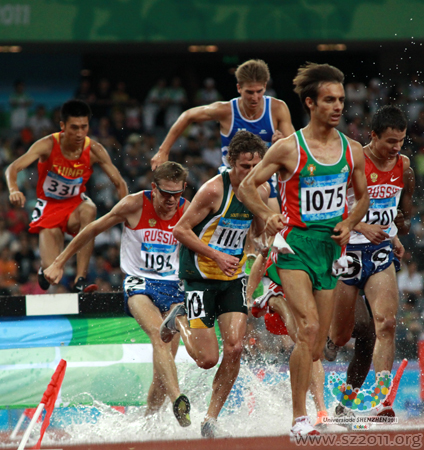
left=301, top=173, right=348, bottom=221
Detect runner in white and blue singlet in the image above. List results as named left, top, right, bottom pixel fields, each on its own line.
left=151, top=59, right=294, bottom=209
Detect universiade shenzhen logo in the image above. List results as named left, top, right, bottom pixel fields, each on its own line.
left=328, top=371, right=393, bottom=411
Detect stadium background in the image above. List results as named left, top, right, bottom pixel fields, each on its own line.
left=0, top=0, right=424, bottom=439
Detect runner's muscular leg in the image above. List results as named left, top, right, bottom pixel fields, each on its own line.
left=67, top=197, right=97, bottom=283
left=128, top=295, right=182, bottom=413
left=313, top=288, right=335, bottom=360
left=268, top=295, right=296, bottom=336
left=270, top=295, right=326, bottom=414
left=39, top=228, right=64, bottom=269
left=176, top=314, right=220, bottom=369
left=205, top=311, right=247, bottom=420
left=364, top=265, right=398, bottom=374
left=346, top=295, right=375, bottom=389
left=277, top=268, right=319, bottom=423
left=330, top=281, right=359, bottom=347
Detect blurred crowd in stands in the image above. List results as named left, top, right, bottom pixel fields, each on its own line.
left=0, top=72, right=424, bottom=361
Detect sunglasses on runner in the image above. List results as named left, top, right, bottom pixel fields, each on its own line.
left=156, top=185, right=185, bottom=198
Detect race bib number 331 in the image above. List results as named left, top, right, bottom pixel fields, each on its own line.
left=43, top=171, right=83, bottom=200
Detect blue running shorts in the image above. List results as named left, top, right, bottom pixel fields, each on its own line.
left=340, top=240, right=400, bottom=290
left=123, top=275, right=185, bottom=315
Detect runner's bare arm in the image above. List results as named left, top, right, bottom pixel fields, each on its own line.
left=392, top=234, right=405, bottom=259
left=44, top=193, right=142, bottom=284
left=397, top=157, right=415, bottom=235
left=151, top=102, right=230, bottom=170
left=90, top=141, right=128, bottom=199
left=271, top=98, right=295, bottom=143
left=246, top=253, right=268, bottom=305
left=249, top=182, right=271, bottom=240
left=5, top=136, right=53, bottom=207
left=173, top=177, right=240, bottom=277
left=240, top=137, right=293, bottom=236
left=332, top=140, right=369, bottom=246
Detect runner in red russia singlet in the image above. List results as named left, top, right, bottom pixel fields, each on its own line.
left=348, top=153, right=403, bottom=245
left=121, top=191, right=187, bottom=281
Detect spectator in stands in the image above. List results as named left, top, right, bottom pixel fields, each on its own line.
left=195, top=78, right=222, bottom=106
left=265, top=78, right=277, bottom=98
left=201, top=136, right=222, bottom=168
left=20, top=272, right=45, bottom=295
left=143, top=78, right=168, bottom=132
left=14, top=232, right=37, bottom=284
left=366, top=78, right=387, bottom=115
left=122, top=134, right=150, bottom=192
left=413, top=146, right=424, bottom=197
left=6, top=204, right=28, bottom=236
left=75, top=78, right=96, bottom=105
left=407, top=75, right=424, bottom=122
left=88, top=255, right=112, bottom=286
left=397, top=293, right=423, bottom=360
left=0, top=247, right=18, bottom=293
left=409, top=108, right=424, bottom=151
left=92, top=116, right=121, bottom=152
left=410, top=212, right=424, bottom=271
left=9, top=80, right=32, bottom=132
left=29, top=105, right=54, bottom=140
left=398, top=260, right=424, bottom=302
left=0, top=218, right=13, bottom=252
left=111, top=81, right=131, bottom=107
left=0, top=138, right=13, bottom=167
left=347, top=116, right=369, bottom=146
left=93, top=77, right=113, bottom=119
left=165, top=77, right=187, bottom=129
left=345, top=80, right=367, bottom=121
left=110, top=108, right=130, bottom=146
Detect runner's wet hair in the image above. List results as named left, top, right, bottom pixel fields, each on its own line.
left=227, top=130, right=267, bottom=167
left=293, top=62, right=345, bottom=116
left=61, top=99, right=92, bottom=123
left=153, top=161, right=188, bottom=185
left=235, top=59, right=270, bottom=87
left=372, top=105, right=407, bottom=137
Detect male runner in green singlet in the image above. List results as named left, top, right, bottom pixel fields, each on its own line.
left=239, top=63, right=369, bottom=438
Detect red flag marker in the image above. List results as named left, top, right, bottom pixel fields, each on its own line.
left=386, top=358, right=408, bottom=406
left=17, top=359, right=67, bottom=450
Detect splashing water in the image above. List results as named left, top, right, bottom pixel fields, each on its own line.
left=2, top=361, right=414, bottom=448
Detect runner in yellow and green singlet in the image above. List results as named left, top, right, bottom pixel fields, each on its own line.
left=160, top=130, right=270, bottom=438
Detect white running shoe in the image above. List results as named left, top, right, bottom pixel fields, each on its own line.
left=251, top=281, right=284, bottom=318
left=375, top=402, right=395, bottom=417
left=324, top=337, right=340, bottom=362
left=160, top=304, right=186, bottom=343
left=290, top=416, right=320, bottom=439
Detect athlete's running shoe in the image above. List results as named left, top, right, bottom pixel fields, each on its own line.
left=324, top=337, right=340, bottom=362
left=160, top=303, right=186, bottom=343
left=72, top=277, right=98, bottom=293
left=251, top=281, right=284, bottom=318
left=173, top=394, right=191, bottom=427
left=290, top=416, right=320, bottom=439
left=201, top=418, right=217, bottom=438
left=38, top=267, right=50, bottom=291
left=335, top=403, right=355, bottom=429
left=264, top=312, right=288, bottom=335
left=314, top=410, right=329, bottom=429
left=375, top=401, right=395, bottom=417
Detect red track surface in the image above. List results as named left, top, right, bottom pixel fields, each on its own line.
left=3, top=429, right=424, bottom=450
